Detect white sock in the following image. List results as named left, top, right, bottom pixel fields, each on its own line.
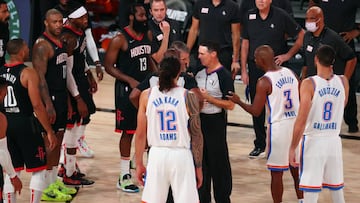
left=298, top=199, right=304, bottom=203
left=59, top=144, right=65, bottom=164
left=65, top=153, right=76, bottom=177
left=4, top=192, right=16, bottom=203
left=51, top=166, right=58, bottom=183
left=120, top=159, right=130, bottom=178
left=30, top=189, right=43, bottom=203
left=46, top=169, right=53, bottom=186
left=331, top=189, right=345, bottom=203
left=304, top=192, right=319, bottom=203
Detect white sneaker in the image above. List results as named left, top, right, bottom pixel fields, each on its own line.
left=77, top=136, right=94, bottom=158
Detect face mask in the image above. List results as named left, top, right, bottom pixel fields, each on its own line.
left=133, top=18, right=148, bottom=33
left=305, top=21, right=319, bottom=32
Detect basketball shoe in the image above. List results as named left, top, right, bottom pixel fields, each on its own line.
left=116, top=174, right=139, bottom=193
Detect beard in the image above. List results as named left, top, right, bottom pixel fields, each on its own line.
left=133, top=18, right=148, bottom=34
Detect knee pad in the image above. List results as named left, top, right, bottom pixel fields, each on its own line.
left=63, top=127, right=78, bottom=148
left=29, top=170, right=48, bottom=192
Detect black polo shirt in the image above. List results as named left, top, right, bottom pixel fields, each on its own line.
left=315, top=0, right=360, bottom=33
left=148, top=17, right=183, bottom=54
left=192, top=0, right=241, bottom=49
left=303, top=27, right=356, bottom=77
left=241, top=6, right=301, bottom=61
left=239, top=0, right=293, bottom=21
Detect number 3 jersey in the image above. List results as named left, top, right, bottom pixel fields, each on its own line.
left=0, top=64, right=33, bottom=116
left=264, top=67, right=299, bottom=124
left=304, top=75, right=346, bottom=136
left=146, top=86, right=191, bottom=149
left=116, top=27, right=152, bottom=82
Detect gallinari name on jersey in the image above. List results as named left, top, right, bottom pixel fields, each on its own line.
left=318, top=87, right=340, bottom=97
left=130, top=45, right=151, bottom=58
left=313, top=122, right=337, bottom=130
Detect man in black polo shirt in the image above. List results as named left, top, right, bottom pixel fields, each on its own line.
left=302, top=6, right=357, bottom=131
left=309, top=0, right=360, bottom=133
left=240, top=0, right=294, bottom=17
left=241, top=0, right=304, bottom=158
left=148, top=0, right=182, bottom=64
left=187, top=0, right=241, bottom=79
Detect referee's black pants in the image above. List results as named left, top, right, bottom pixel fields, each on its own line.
left=199, top=112, right=232, bottom=203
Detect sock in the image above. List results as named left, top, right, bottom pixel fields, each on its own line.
left=304, top=192, right=319, bottom=203
left=330, top=189, right=345, bottom=203
left=120, top=159, right=130, bottom=178
left=298, top=199, right=304, bottom=203
left=65, top=153, right=76, bottom=177
left=4, top=192, right=16, bottom=203
left=46, top=169, right=53, bottom=186
left=30, top=189, right=43, bottom=203
left=59, top=144, right=65, bottom=164
left=50, top=166, right=58, bottom=183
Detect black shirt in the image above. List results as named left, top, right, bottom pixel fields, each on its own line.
left=40, top=33, right=67, bottom=93
left=314, top=0, right=360, bottom=33
left=0, top=63, right=33, bottom=116
left=303, top=27, right=356, bottom=77
left=148, top=17, right=182, bottom=54
left=241, top=6, right=301, bottom=61
left=116, top=27, right=152, bottom=82
left=0, top=22, right=9, bottom=67
left=192, top=0, right=241, bottom=48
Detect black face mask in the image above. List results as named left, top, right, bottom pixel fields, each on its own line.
left=133, top=17, right=148, bottom=33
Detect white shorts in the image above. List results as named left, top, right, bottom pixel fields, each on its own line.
left=142, top=147, right=199, bottom=203
left=299, top=135, right=344, bottom=192
left=266, top=119, right=299, bottom=171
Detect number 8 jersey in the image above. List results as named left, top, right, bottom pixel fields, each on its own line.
left=304, top=75, right=346, bottom=136
left=146, top=86, right=191, bottom=149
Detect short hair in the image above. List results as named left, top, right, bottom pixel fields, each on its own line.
left=45, top=8, right=63, bottom=20
left=150, top=0, right=167, bottom=8
left=315, top=45, right=336, bottom=67
left=6, top=38, right=26, bottom=55
left=170, top=41, right=190, bottom=54
left=126, top=3, right=144, bottom=18
left=159, top=56, right=181, bottom=92
left=0, top=0, right=7, bottom=5
left=199, top=41, right=220, bottom=55
left=163, top=48, right=180, bottom=59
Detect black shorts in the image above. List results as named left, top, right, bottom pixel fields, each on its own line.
left=6, top=115, right=47, bottom=172
left=50, top=91, right=67, bottom=132
left=67, top=77, right=96, bottom=126
left=115, top=81, right=137, bottom=133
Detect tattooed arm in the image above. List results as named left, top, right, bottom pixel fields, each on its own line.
left=186, top=90, right=203, bottom=188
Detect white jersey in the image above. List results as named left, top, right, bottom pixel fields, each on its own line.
left=146, top=86, right=191, bottom=148
left=264, top=67, right=299, bottom=124
left=304, top=75, right=346, bottom=136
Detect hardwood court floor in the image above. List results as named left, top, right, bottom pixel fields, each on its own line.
left=16, top=71, right=360, bottom=203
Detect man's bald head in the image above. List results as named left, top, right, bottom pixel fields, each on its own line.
left=306, top=6, right=323, bottom=20
left=254, top=45, right=277, bottom=71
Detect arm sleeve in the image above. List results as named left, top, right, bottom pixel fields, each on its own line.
left=85, top=28, right=100, bottom=62
left=66, top=55, right=80, bottom=97
left=0, top=138, right=17, bottom=178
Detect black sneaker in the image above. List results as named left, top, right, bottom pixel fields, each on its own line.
left=63, top=172, right=95, bottom=186
left=348, top=125, right=359, bottom=133
left=248, top=148, right=265, bottom=159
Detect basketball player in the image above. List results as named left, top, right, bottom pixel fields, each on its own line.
left=0, top=77, right=22, bottom=202
left=103, top=3, right=154, bottom=193
left=135, top=55, right=203, bottom=203
left=60, top=5, right=96, bottom=186
left=0, top=38, right=56, bottom=203
left=289, top=45, right=348, bottom=203
left=227, top=45, right=303, bottom=203
left=32, top=9, right=76, bottom=201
